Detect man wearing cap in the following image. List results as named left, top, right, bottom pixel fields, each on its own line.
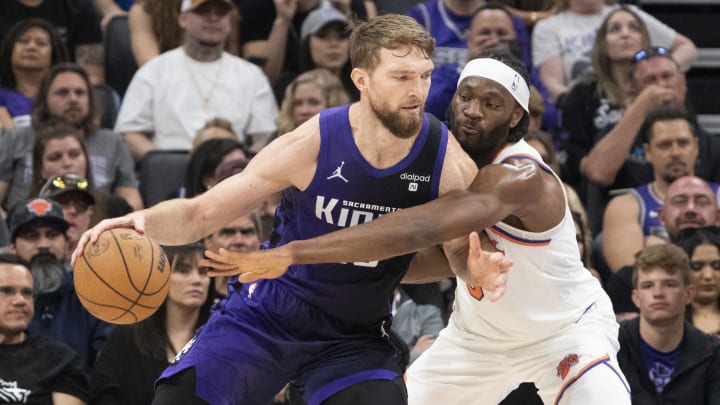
left=6, top=198, right=112, bottom=373
left=115, top=0, right=278, bottom=159
left=215, top=49, right=631, bottom=404
left=39, top=174, right=96, bottom=256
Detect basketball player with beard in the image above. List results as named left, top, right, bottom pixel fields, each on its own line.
left=204, top=50, right=633, bottom=404
left=6, top=197, right=112, bottom=372
left=74, top=15, right=477, bottom=405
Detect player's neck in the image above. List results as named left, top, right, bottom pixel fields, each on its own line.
left=444, top=0, right=485, bottom=16
left=638, top=316, right=684, bottom=352
left=349, top=103, right=419, bottom=169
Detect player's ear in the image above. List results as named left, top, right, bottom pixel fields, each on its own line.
left=509, top=108, right=524, bottom=128
left=351, top=67, right=369, bottom=92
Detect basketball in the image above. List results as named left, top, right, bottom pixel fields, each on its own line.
left=73, top=228, right=170, bottom=325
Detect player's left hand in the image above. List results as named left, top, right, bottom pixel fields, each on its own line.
left=466, top=231, right=513, bottom=302
left=200, top=247, right=293, bottom=283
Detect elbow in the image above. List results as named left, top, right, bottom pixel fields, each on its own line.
left=580, top=159, right=614, bottom=187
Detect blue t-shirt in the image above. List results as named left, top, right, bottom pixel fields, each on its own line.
left=0, top=88, right=32, bottom=127
left=640, top=337, right=680, bottom=393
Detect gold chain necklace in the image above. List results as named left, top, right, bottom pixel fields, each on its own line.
left=183, top=51, right=224, bottom=114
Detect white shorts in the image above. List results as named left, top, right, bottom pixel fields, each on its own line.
left=406, top=296, right=631, bottom=405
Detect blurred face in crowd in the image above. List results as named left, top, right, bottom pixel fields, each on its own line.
left=632, top=267, right=694, bottom=326
left=205, top=216, right=261, bottom=254
left=659, top=176, right=719, bottom=239
left=167, top=252, right=210, bottom=310
left=12, top=26, right=52, bottom=73
left=361, top=46, right=433, bottom=139
left=309, top=22, right=349, bottom=74
left=10, top=224, right=68, bottom=263
left=193, top=126, right=235, bottom=149
left=53, top=191, right=94, bottom=252
left=46, top=72, right=90, bottom=125
left=41, top=135, right=88, bottom=181
left=467, top=9, right=516, bottom=60
left=688, top=243, right=720, bottom=306
left=634, top=56, right=687, bottom=104
left=0, top=264, right=34, bottom=343
left=180, top=0, right=233, bottom=47
left=604, top=10, right=645, bottom=62
left=644, top=118, right=697, bottom=184
left=292, top=81, right=327, bottom=128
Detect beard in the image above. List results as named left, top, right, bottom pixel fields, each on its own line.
left=369, top=96, right=424, bottom=139
left=30, top=252, right=65, bottom=294
left=448, top=110, right=514, bottom=160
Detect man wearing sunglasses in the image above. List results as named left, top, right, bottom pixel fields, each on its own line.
left=115, top=0, right=278, bottom=160
left=38, top=174, right=96, bottom=256
left=576, top=47, right=720, bottom=236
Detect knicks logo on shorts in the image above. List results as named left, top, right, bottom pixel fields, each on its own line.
left=556, top=353, right=580, bottom=380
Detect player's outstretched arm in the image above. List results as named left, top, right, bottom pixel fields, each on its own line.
left=202, top=162, right=543, bottom=281
left=72, top=119, right=321, bottom=266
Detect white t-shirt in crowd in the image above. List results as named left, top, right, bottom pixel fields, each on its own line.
left=115, top=48, right=279, bottom=150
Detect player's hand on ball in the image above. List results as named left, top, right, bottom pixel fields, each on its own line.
left=71, top=213, right=146, bottom=266
left=467, top=231, right=512, bottom=302
left=201, top=247, right=293, bottom=283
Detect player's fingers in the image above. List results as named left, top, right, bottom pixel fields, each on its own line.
left=198, top=258, right=237, bottom=270
left=238, top=273, right=262, bottom=283
left=468, top=231, right=481, bottom=256
left=207, top=268, right=241, bottom=278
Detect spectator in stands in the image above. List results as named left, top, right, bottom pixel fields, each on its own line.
left=532, top=0, right=696, bottom=104
left=390, top=286, right=444, bottom=365
left=677, top=226, right=720, bottom=338
left=93, top=0, right=129, bottom=31
left=90, top=242, right=212, bottom=405
left=0, top=253, right=89, bottom=405
left=0, top=0, right=106, bottom=85
left=203, top=212, right=262, bottom=301
left=568, top=49, right=720, bottom=235
left=115, top=0, right=278, bottom=158
left=606, top=175, right=720, bottom=320
left=238, top=0, right=368, bottom=85
left=406, top=0, right=529, bottom=71
left=6, top=197, right=113, bottom=372
left=0, top=18, right=69, bottom=129
left=182, top=138, right=248, bottom=199
left=38, top=174, right=97, bottom=256
left=560, top=6, right=650, bottom=190
left=192, top=117, right=236, bottom=149
left=290, top=5, right=356, bottom=101
left=424, top=4, right=554, bottom=129
left=128, top=0, right=240, bottom=67
left=499, top=0, right=554, bottom=28
left=275, top=68, right=350, bottom=136
left=618, top=243, right=720, bottom=404
left=0, top=63, right=142, bottom=214
left=603, top=106, right=714, bottom=273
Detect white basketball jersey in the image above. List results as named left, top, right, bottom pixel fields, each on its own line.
left=452, top=140, right=604, bottom=341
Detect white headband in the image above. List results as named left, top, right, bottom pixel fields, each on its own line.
left=457, top=58, right=529, bottom=113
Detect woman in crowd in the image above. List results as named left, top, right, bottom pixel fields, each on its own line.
left=275, top=68, right=350, bottom=136
left=275, top=5, right=356, bottom=104
left=0, top=18, right=68, bottom=129
left=183, top=137, right=248, bottom=199
left=678, top=227, right=720, bottom=338
left=561, top=7, right=651, bottom=189
left=90, top=242, right=214, bottom=405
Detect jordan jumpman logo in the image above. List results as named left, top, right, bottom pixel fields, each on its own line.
left=327, top=161, right=349, bottom=183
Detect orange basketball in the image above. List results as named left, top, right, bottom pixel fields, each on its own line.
left=73, top=228, right=170, bottom=325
